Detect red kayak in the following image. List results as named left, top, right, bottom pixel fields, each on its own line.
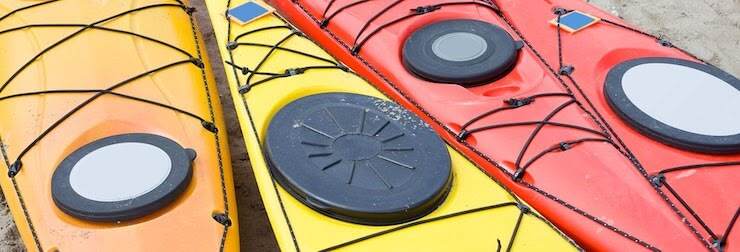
left=269, top=0, right=739, bottom=251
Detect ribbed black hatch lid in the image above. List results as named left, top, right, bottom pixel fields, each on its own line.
left=265, top=93, right=453, bottom=225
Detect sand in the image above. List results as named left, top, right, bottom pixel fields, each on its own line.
left=0, top=0, right=737, bottom=251
left=590, top=0, right=739, bottom=75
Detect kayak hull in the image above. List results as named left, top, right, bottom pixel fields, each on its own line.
left=0, top=0, right=239, bottom=251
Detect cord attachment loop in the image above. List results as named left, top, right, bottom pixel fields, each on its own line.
left=657, top=36, right=673, bottom=47
left=212, top=213, right=232, bottom=227
left=191, top=58, right=205, bottom=69
left=512, top=168, right=525, bottom=181
left=238, top=84, right=251, bottom=94
left=457, top=129, right=470, bottom=141
left=284, top=68, right=306, bottom=76
left=201, top=121, right=219, bottom=133
left=411, top=5, right=441, bottom=14
left=517, top=203, right=531, bottom=214
left=184, top=6, right=197, bottom=15
left=505, top=97, right=534, bottom=108
left=226, top=41, right=238, bottom=50
left=552, top=7, right=569, bottom=15
left=650, top=173, right=666, bottom=187
left=8, top=161, right=22, bottom=177
left=558, top=142, right=572, bottom=151
left=559, top=65, right=575, bottom=75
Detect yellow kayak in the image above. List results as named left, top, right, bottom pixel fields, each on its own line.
left=0, top=0, right=238, bottom=251
left=205, top=0, right=579, bottom=251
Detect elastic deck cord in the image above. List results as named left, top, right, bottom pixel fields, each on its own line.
left=225, top=2, right=562, bottom=250
left=0, top=1, right=231, bottom=250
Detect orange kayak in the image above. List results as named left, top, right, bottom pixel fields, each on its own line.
left=0, top=0, right=238, bottom=251
left=269, top=0, right=739, bottom=251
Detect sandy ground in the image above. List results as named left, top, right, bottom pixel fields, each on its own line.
left=0, top=0, right=737, bottom=251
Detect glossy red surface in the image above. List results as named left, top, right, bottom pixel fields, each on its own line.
left=270, top=0, right=739, bottom=251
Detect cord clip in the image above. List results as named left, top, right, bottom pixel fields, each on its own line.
left=8, top=161, right=21, bottom=177
left=320, top=19, right=330, bottom=28
left=411, top=5, right=441, bottom=14
left=650, top=174, right=665, bottom=187
left=457, top=130, right=470, bottom=141
left=212, top=213, right=232, bottom=227
left=559, top=65, right=575, bottom=75
left=238, top=84, right=251, bottom=94
left=226, top=41, right=238, bottom=50
left=350, top=46, right=361, bottom=55
left=712, top=238, right=725, bottom=252
left=191, top=58, right=205, bottom=69
left=185, top=6, right=197, bottom=15
left=505, top=97, right=534, bottom=108
left=517, top=203, right=531, bottom=214
left=201, top=121, right=219, bottom=133
left=512, top=168, right=525, bottom=181
left=657, top=37, right=673, bottom=47
left=285, top=68, right=306, bottom=76
left=558, top=142, right=572, bottom=151
left=552, top=7, right=569, bottom=15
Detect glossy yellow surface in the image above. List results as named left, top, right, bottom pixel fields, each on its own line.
left=205, top=0, right=579, bottom=251
left=0, top=0, right=238, bottom=251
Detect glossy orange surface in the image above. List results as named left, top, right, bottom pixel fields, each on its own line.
left=0, top=0, right=238, bottom=251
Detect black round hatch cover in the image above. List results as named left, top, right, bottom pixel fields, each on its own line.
left=52, top=133, right=195, bottom=222
left=402, top=19, right=520, bottom=86
left=604, top=57, right=740, bottom=153
left=265, top=93, right=453, bottom=225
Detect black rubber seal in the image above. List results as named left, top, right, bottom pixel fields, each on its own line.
left=402, top=19, right=520, bottom=86
left=52, top=133, right=195, bottom=222
left=265, top=93, right=453, bottom=225
left=604, top=57, right=740, bottom=154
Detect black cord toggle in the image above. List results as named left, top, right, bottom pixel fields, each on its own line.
left=552, top=7, right=569, bottom=15
left=512, top=168, right=525, bottom=181
left=320, top=19, right=330, bottom=28
left=238, top=84, right=251, bottom=94
left=517, top=203, right=531, bottom=214
left=350, top=46, right=361, bottom=55
left=201, top=121, right=219, bottom=133
left=212, top=213, right=232, bottom=227
left=504, top=97, right=534, bottom=108
left=284, top=68, right=306, bottom=76
left=411, top=5, right=441, bottom=14
left=185, top=6, right=197, bottom=15
left=225, top=61, right=249, bottom=75
left=713, top=237, right=725, bottom=252
left=7, top=161, right=21, bottom=177
left=657, top=37, right=673, bottom=47
left=457, top=130, right=470, bottom=141
left=226, top=41, right=238, bottom=50
left=558, top=142, right=572, bottom=151
left=191, top=58, right=205, bottom=69
left=650, top=174, right=665, bottom=188
left=559, top=65, right=575, bottom=75
left=287, top=27, right=304, bottom=37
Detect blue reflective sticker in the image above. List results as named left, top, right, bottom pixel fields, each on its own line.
left=559, top=12, right=596, bottom=30
left=228, top=1, right=273, bottom=24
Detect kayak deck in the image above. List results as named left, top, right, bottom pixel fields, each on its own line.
left=0, top=0, right=238, bottom=251
left=268, top=0, right=738, bottom=251
left=205, top=0, right=580, bottom=251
